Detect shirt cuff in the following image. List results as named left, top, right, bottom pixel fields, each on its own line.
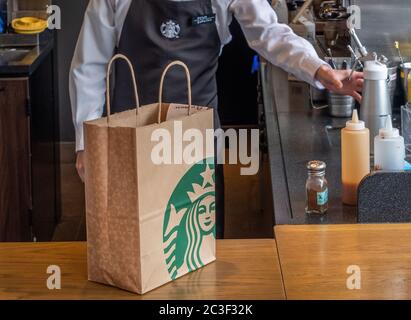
left=75, top=111, right=104, bottom=152
left=75, top=125, right=85, bottom=152
left=303, top=56, right=328, bottom=89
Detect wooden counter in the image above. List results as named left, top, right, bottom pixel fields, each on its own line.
left=0, top=239, right=285, bottom=300
left=275, top=224, right=411, bottom=300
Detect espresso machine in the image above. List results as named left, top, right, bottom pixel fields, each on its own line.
left=349, top=28, right=392, bottom=151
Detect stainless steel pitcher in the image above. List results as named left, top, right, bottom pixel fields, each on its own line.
left=360, top=60, right=392, bottom=152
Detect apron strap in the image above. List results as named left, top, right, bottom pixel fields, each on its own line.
left=106, top=54, right=140, bottom=124
left=158, top=61, right=192, bottom=124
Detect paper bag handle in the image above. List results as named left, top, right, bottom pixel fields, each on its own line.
left=106, top=54, right=140, bottom=123
left=158, top=61, right=192, bottom=124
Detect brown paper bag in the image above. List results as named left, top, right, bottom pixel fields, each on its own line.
left=84, top=54, right=216, bottom=294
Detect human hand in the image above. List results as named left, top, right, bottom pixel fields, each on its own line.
left=315, top=65, right=364, bottom=103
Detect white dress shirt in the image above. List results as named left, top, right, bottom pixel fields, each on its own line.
left=70, top=0, right=326, bottom=151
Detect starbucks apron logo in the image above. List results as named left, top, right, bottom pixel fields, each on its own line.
left=160, top=20, right=181, bottom=39
left=163, top=159, right=216, bottom=280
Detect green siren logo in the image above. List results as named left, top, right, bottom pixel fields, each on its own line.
left=163, top=158, right=216, bottom=280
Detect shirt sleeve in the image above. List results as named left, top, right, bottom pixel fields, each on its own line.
left=229, top=0, right=327, bottom=88
left=69, top=0, right=117, bottom=152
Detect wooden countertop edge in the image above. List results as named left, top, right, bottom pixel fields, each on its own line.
left=0, top=238, right=276, bottom=248
left=275, top=223, right=411, bottom=233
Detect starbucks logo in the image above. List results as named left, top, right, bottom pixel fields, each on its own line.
left=163, top=158, right=216, bottom=280
left=160, top=20, right=181, bottom=39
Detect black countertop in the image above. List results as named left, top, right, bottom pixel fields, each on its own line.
left=262, top=62, right=409, bottom=226
left=272, top=102, right=359, bottom=225
left=0, top=31, right=54, bottom=77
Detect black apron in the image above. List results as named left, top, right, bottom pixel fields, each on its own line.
left=112, top=0, right=224, bottom=238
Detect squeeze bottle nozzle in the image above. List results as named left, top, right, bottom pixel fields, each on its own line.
left=386, top=115, right=393, bottom=130
left=379, top=115, right=399, bottom=139
left=352, top=109, right=359, bottom=122
left=346, top=109, right=365, bottom=131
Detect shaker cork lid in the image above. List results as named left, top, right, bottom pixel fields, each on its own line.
left=307, top=160, right=326, bottom=172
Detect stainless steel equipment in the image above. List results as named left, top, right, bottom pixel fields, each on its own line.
left=318, top=0, right=350, bottom=20
left=323, top=56, right=355, bottom=118
left=360, top=60, right=392, bottom=151
left=353, top=0, right=411, bottom=63
left=325, top=56, right=351, bottom=70
left=349, top=28, right=368, bottom=58
left=0, top=47, right=29, bottom=64
left=347, top=44, right=363, bottom=69
left=347, top=28, right=392, bottom=150
left=387, top=63, right=399, bottom=108
left=327, top=92, right=355, bottom=118
left=351, top=0, right=411, bottom=110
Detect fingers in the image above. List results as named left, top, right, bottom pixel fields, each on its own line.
left=76, top=163, right=85, bottom=183
left=316, top=65, right=344, bottom=91
left=344, top=71, right=363, bottom=80
left=324, top=68, right=344, bottom=90
left=76, top=152, right=85, bottom=183
left=355, top=79, right=364, bottom=92
left=316, top=65, right=363, bottom=103
left=352, top=71, right=364, bottom=79
left=351, top=91, right=362, bottom=103
left=327, top=81, right=344, bottom=92
left=341, top=77, right=363, bottom=93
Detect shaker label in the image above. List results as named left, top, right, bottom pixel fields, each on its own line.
left=317, top=189, right=328, bottom=206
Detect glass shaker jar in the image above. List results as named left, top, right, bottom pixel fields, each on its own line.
left=306, top=161, right=329, bottom=214
left=402, top=104, right=411, bottom=153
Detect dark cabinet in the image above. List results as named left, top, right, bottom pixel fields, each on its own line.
left=0, top=79, right=32, bottom=241
left=0, top=47, right=60, bottom=242
left=29, top=51, right=60, bottom=242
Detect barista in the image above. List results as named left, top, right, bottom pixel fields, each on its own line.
left=70, top=0, right=363, bottom=238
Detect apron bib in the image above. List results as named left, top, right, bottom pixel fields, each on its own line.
left=113, top=0, right=221, bottom=112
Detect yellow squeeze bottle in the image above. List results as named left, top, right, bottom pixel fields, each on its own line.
left=341, top=110, right=370, bottom=206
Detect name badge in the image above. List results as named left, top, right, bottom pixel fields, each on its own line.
left=192, top=14, right=216, bottom=26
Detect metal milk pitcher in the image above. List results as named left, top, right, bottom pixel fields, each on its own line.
left=360, top=60, right=392, bottom=152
